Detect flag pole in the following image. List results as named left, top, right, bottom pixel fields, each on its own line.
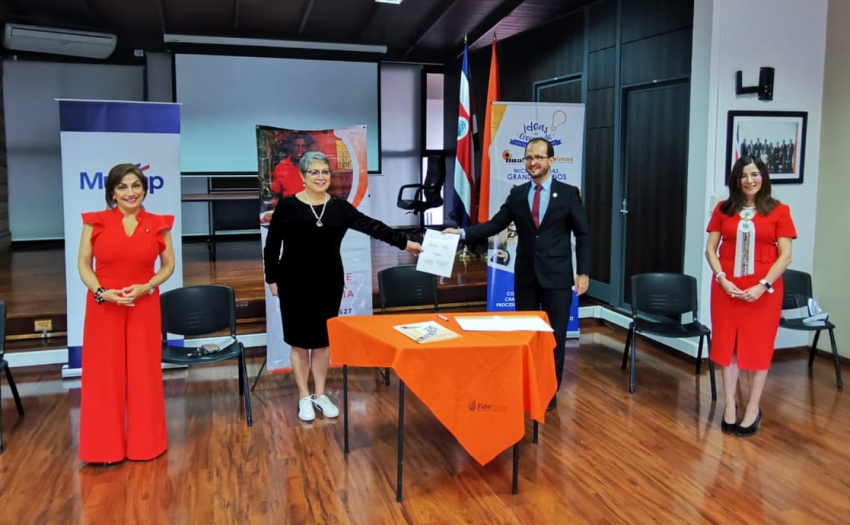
left=458, top=245, right=475, bottom=261
left=456, top=33, right=476, bottom=262
left=473, top=33, right=500, bottom=260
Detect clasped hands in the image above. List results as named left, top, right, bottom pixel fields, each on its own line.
left=718, top=277, right=764, bottom=303
left=99, top=284, right=151, bottom=306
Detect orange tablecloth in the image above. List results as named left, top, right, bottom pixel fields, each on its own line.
left=327, top=311, right=558, bottom=465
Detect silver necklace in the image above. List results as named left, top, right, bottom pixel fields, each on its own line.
left=305, top=193, right=328, bottom=227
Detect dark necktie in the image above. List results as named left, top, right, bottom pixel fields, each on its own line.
left=532, top=184, right=542, bottom=228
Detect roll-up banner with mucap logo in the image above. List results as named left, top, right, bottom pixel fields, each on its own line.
left=59, top=100, right=183, bottom=377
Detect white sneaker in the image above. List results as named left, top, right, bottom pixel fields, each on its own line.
left=298, top=395, right=316, bottom=422
left=312, top=394, right=340, bottom=418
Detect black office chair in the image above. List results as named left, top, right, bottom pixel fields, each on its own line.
left=160, top=285, right=253, bottom=426
left=397, top=155, right=446, bottom=233
left=0, top=300, right=25, bottom=454
left=622, top=273, right=717, bottom=400
left=779, top=269, right=842, bottom=389
left=377, top=265, right=440, bottom=385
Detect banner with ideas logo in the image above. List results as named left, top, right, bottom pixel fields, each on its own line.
left=484, top=102, right=585, bottom=336
left=59, top=100, right=183, bottom=376
left=256, top=125, right=372, bottom=372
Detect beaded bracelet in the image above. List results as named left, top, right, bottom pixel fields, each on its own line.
left=94, top=287, right=107, bottom=305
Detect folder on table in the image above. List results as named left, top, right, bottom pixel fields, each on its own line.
left=393, top=321, right=461, bottom=344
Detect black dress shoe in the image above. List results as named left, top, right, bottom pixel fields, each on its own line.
left=721, top=404, right=738, bottom=434
left=546, top=396, right=557, bottom=411
left=736, top=409, right=762, bottom=438
left=86, top=461, right=118, bottom=467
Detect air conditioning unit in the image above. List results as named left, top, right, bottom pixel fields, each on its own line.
left=3, top=23, right=117, bottom=59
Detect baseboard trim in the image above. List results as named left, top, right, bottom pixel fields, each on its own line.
left=5, top=349, right=68, bottom=368
left=583, top=305, right=702, bottom=357
left=9, top=308, right=844, bottom=369
left=10, top=333, right=269, bottom=371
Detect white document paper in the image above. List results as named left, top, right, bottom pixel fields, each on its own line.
left=455, top=315, right=554, bottom=332
left=415, top=229, right=460, bottom=278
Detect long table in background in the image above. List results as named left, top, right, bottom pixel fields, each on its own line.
left=181, top=191, right=256, bottom=260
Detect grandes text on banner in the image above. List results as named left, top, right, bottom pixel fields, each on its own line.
left=484, top=102, right=585, bottom=335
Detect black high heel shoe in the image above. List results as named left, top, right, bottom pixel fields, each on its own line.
left=736, top=409, right=762, bottom=438
left=721, top=404, right=738, bottom=434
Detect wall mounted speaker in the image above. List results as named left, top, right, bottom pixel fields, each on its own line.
left=736, top=67, right=775, bottom=101
left=757, top=67, right=775, bottom=101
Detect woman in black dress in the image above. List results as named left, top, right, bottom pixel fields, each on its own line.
left=263, top=151, right=423, bottom=422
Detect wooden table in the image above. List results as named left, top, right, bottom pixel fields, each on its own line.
left=181, top=191, right=258, bottom=260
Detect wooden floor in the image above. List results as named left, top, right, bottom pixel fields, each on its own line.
left=0, top=324, right=847, bottom=524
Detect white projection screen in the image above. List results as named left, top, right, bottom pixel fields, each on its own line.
left=174, top=54, right=381, bottom=173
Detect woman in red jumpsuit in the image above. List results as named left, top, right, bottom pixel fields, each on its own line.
left=76, top=163, right=176, bottom=464
left=705, top=156, right=796, bottom=438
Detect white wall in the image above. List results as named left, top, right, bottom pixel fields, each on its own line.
left=3, top=55, right=418, bottom=239
left=367, top=63, right=420, bottom=228
left=145, top=52, right=173, bottom=103
left=688, top=0, right=828, bottom=348
left=144, top=52, right=213, bottom=236
left=3, top=61, right=144, bottom=240
left=813, top=0, right=850, bottom=357
left=144, top=56, right=419, bottom=234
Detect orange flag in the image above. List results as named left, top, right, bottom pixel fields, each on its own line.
left=477, top=35, right=500, bottom=223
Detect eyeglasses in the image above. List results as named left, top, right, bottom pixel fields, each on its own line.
left=307, top=169, right=332, bottom=178
left=524, top=155, right=549, bottom=163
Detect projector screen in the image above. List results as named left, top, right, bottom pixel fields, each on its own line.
left=175, top=54, right=380, bottom=173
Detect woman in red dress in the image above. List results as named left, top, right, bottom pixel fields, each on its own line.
left=705, top=156, right=796, bottom=437
left=77, top=163, right=176, bottom=464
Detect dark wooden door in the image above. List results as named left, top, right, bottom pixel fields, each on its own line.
left=621, top=81, right=690, bottom=305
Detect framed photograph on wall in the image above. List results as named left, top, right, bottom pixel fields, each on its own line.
left=725, top=110, right=807, bottom=184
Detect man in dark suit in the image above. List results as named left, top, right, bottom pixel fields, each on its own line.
left=444, top=138, right=591, bottom=410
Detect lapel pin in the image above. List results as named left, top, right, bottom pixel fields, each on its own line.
left=145, top=229, right=150, bottom=233
left=553, top=193, right=558, bottom=198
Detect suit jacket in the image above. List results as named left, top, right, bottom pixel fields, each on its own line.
left=465, top=179, right=591, bottom=290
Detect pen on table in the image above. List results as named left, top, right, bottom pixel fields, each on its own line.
left=437, top=314, right=449, bottom=322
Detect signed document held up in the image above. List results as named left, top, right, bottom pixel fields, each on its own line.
left=416, top=229, right=460, bottom=278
